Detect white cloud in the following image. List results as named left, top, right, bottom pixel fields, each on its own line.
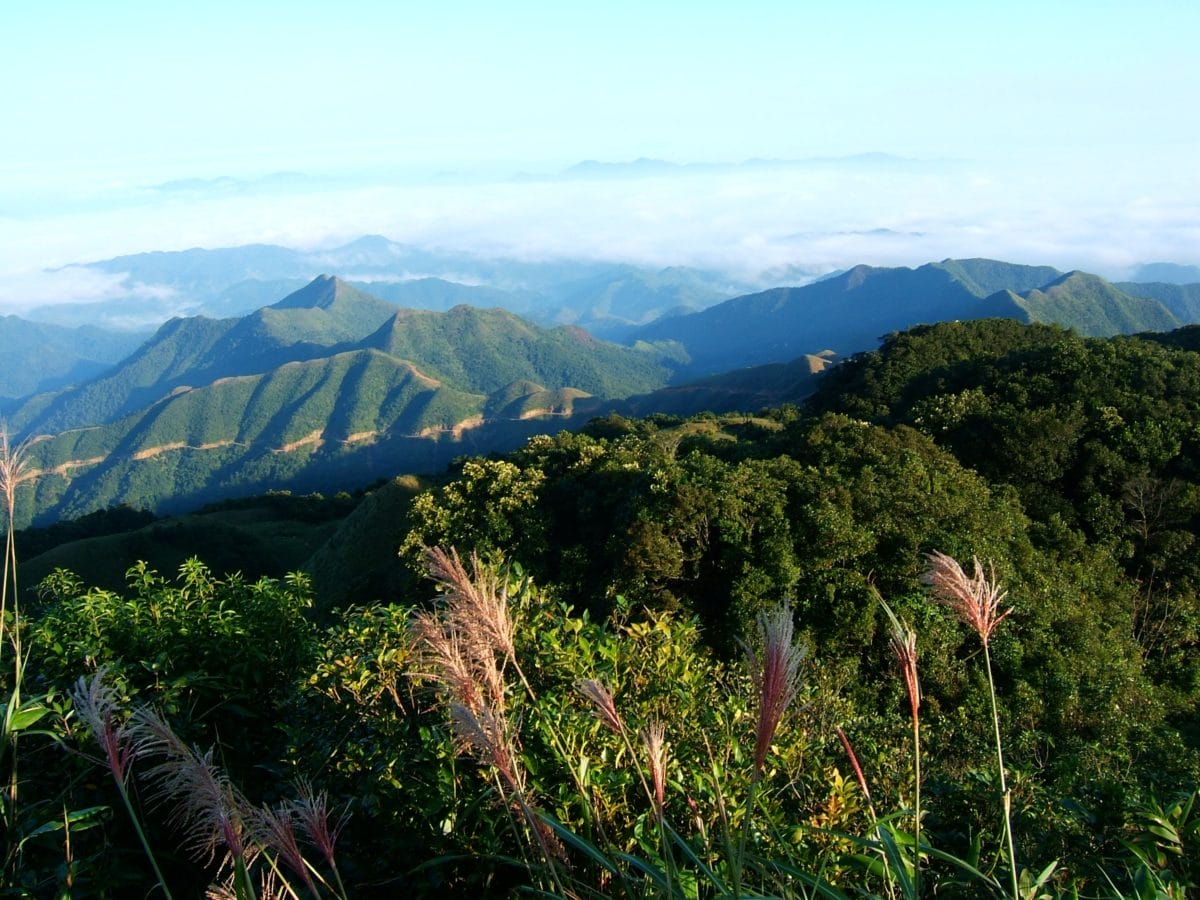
left=0, top=267, right=131, bottom=311
left=1, top=153, right=1198, bottom=315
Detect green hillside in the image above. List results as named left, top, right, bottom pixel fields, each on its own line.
left=634, top=258, right=1185, bottom=375
left=20, top=493, right=354, bottom=594
left=5, top=278, right=685, bottom=527
left=10, top=316, right=234, bottom=435
left=1118, top=279, right=1200, bottom=321
left=14, top=349, right=483, bottom=524
left=362, top=304, right=672, bottom=396
left=9, top=277, right=401, bottom=438
left=353, top=277, right=538, bottom=313
left=633, top=261, right=1022, bottom=374
left=932, top=257, right=1062, bottom=296
left=1010, top=271, right=1180, bottom=335
left=612, top=352, right=835, bottom=417
left=0, top=317, right=146, bottom=400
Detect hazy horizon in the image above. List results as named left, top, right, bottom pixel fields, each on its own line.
left=3, top=1, right=1198, bottom=314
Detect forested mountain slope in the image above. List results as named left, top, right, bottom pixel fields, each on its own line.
left=9, top=277, right=676, bottom=526
left=633, top=258, right=1185, bottom=374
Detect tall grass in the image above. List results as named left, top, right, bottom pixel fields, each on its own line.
left=406, top=545, right=1063, bottom=898
left=922, top=551, right=1019, bottom=899
left=878, top=594, right=921, bottom=897
left=0, top=425, right=43, bottom=881
left=72, top=668, right=349, bottom=899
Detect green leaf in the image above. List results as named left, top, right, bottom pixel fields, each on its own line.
left=877, top=824, right=916, bottom=900
left=8, top=703, right=51, bottom=732
left=20, top=806, right=110, bottom=845
left=664, top=821, right=727, bottom=894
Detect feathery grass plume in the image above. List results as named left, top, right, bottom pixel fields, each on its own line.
left=641, top=721, right=668, bottom=822
left=70, top=668, right=136, bottom=784
left=921, top=550, right=1012, bottom=648
left=733, top=602, right=805, bottom=899
left=426, top=546, right=515, bottom=661
left=745, top=602, right=806, bottom=781
left=130, top=707, right=253, bottom=870
left=0, top=424, right=35, bottom=670
left=245, top=802, right=319, bottom=897
left=885, top=613, right=920, bottom=725
left=449, top=702, right=524, bottom=794
left=410, top=612, right=492, bottom=711
left=878, top=593, right=923, bottom=895
left=412, top=546, right=517, bottom=713
left=922, top=551, right=1019, bottom=898
left=0, top=424, right=37, bottom=874
left=417, top=550, right=572, bottom=891
left=0, top=426, right=35, bottom=526
left=71, top=669, right=176, bottom=898
left=577, top=678, right=624, bottom=735
left=291, top=779, right=347, bottom=876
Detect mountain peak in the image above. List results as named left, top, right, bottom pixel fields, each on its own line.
left=271, top=275, right=364, bottom=311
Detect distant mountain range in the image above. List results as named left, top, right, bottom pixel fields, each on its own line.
left=0, top=318, right=148, bottom=401
left=634, top=258, right=1192, bottom=375
left=33, top=236, right=750, bottom=336
left=7, top=257, right=1200, bottom=528
left=556, top=153, right=962, bottom=180
left=1129, top=262, right=1200, bottom=285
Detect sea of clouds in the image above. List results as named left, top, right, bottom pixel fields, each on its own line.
left=1, top=151, right=1198, bottom=318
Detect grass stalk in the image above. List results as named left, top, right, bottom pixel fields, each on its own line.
left=0, top=426, right=32, bottom=865
left=114, top=777, right=176, bottom=899
left=983, top=642, right=1019, bottom=899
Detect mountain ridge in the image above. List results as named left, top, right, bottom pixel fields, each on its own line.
left=9, top=278, right=680, bottom=526
left=633, top=258, right=1190, bottom=375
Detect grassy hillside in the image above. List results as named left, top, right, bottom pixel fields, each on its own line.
left=9, top=277, right=403, bottom=438
left=0, top=317, right=147, bottom=400
left=633, top=262, right=1019, bottom=374
left=10, top=316, right=234, bottom=435
left=933, top=257, right=1061, bottom=296
left=5, top=278, right=686, bottom=527
left=1118, top=280, right=1200, bottom=321
left=22, top=494, right=352, bottom=595
left=1011, top=271, right=1180, bottom=335
left=633, top=259, right=1186, bottom=375
left=362, top=304, right=673, bottom=396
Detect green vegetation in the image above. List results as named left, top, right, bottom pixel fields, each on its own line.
left=636, top=259, right=1184, bottom=376
left=365, top=304, right=671, bottom=397
left=6, top=280, right=681, bottom=528
left=2, top=318, right=1198, bottom=896
left=1012, top=272, right=1179, bottom=336
left=0, top=316, right=145, bottom=400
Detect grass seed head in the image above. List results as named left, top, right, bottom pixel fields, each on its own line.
left=922, top=550, right=1013, bottom=648
left=746, top=602, right=806, bottom=779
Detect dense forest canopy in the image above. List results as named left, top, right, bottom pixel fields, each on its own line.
left=3, top=318, right=1198, bottom=896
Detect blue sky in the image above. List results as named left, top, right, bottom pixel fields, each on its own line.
left=1, top=0, right=1198, bottom=308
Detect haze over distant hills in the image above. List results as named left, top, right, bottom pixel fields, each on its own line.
left=6, top=256, right=1200, bottom=528
left=1129, top=263, right=1200, bottom=285
left=32, top=236, right=753, bottom=336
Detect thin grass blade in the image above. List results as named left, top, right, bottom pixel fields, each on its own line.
left=757, top=859, right=852, bottom=899
left=664, top=820, right=728, bottom=894
left=613, top=852, right=672, bottom=893
left=536, top=812, right=619, bottom=875
left=876, top=825, right=915, bottom=900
